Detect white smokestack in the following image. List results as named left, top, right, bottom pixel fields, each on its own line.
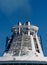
left=28, top=21, right=30, bottom=26
left=18, top=22, right=22, bottom=26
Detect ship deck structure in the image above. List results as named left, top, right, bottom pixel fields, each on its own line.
left=0, top=22, right=47, bottom=65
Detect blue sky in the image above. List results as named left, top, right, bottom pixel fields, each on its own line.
left=0, top=0, right=47, bottom=56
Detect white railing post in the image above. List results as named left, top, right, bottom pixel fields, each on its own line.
left=30, top=35, right=36, bottom=52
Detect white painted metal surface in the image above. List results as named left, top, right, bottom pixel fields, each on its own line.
left=0, top=22, right=47, bottom=63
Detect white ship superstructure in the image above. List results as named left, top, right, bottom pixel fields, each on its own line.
left=4, top=22, right=43, bottom=57
left=0, top=22, right=47, bottom=64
